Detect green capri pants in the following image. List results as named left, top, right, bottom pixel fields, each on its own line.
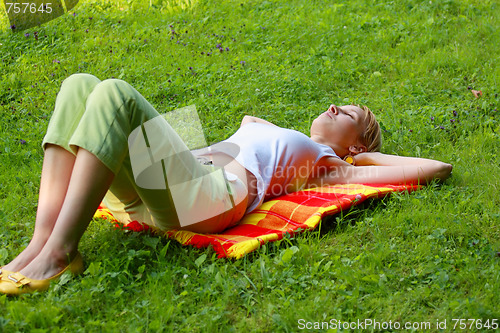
left=42, top=74, right=247, bottom=233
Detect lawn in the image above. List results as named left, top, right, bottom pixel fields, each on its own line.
left=0, top=0, right=499, bottom=331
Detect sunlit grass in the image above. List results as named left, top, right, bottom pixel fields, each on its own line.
left=0, top=0, right=499, bottom=331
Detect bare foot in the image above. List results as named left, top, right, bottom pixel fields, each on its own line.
left=2, top=243, right=44, bottom=272
left=17, top=249, right=77, bottom=280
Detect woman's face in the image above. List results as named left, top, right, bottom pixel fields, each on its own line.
left=310, top=104, right=366, bottom=157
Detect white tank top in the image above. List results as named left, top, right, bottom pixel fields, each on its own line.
left=220, top=123, right=339, bottom=212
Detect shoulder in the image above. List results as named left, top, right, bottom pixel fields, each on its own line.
left=305, top=156, right=353, bottom=188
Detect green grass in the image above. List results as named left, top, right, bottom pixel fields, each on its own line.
left=1, top=0, right=499, bottom=331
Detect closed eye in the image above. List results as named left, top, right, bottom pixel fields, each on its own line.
left=344, top=110, right=354, bottom=118
left=338, top=107, right=356, bottom=120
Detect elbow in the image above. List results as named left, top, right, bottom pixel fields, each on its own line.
left=435, top=162, right=453, bottom=181
left=241, top=115, right=253, bottom=126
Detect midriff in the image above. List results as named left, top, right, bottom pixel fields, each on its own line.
left=209, top=151, right=258, bottom=211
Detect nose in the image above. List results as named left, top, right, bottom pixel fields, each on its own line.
left=329, top=104, right=338, bottom=115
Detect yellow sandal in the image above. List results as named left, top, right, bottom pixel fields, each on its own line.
left=0, top=252, right=84, bottom=296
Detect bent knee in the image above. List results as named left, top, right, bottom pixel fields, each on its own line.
left=61, top=73, right=101, bottom=90
left=95, top=78, right=134, bottom=94
left=89, top=79, right=137, bottom=104
left=83, top=78, right=142, bottom=122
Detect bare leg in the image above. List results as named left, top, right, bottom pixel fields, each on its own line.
left=9, top=146, right=114, bottom=279
left=2, top=144, right=76, bottom=272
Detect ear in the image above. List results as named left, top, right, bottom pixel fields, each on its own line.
left=348, top=145, right=367, bottom=155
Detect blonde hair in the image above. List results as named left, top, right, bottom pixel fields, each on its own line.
left=357, top=105, right=382, bottom=152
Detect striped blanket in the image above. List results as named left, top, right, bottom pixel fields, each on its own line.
left=94, top=184, right=418, bottom=259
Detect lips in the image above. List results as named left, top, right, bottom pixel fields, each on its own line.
left=320, top=110, right=334, bottom=120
